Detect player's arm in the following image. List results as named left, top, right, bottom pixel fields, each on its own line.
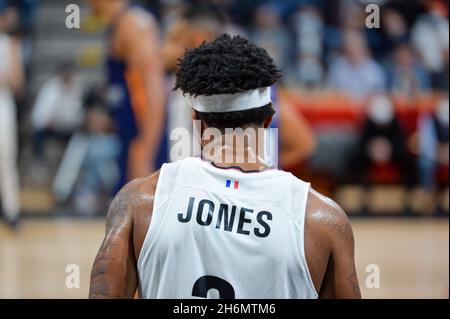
left=306, top=191, right=361, bottom=299
left=278, top=95, right=316, bottom=168
left=120, top=12, right=165, bottom=177
left=89, top=178, right=150, bottom=298
left=319, top=205, right=360, bottom=298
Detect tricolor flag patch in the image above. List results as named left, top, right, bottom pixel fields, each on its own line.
left=226, top=180, right=239, bottom=189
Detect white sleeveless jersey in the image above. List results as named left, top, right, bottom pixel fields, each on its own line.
left=137, top=157, right=317, bottom=299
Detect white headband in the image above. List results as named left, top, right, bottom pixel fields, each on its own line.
left=187, top=87, right=272, bottom=113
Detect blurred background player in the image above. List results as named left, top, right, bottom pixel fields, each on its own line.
left=0, top=7, right=24, bottom=228
left=88, top=0, right=166, bottom=193
left=162, top=3, right=222, bottom=161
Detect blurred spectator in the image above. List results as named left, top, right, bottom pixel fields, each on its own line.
left=411, top=0, right=449, bottom=89
left=292, top=5, right=324, bottom=87
left=0, top=4, right=19, bottom=34
left=72, top=94, right=120, bottom=215
left=385, top=42, right=431, bottom=95
left=293, top=5, right=323, bottom=56
left=31, top=62, right=84, bottom=159
left=0, top=1, right=38, bottom=81
left=213, top=0, right=264, bottom=28
left=350, top=95, right=412, bottom=185
left=251, top=3, right=292, bottom=74
left=418, top=95, right=449, bottom=190
left=324, top=3, right=383, bottom=59
left=0, top=0, right=38, bottom=34
left=386, top=0, right=425, bottom=27
left=379, top=8, right=409, bottom=57
left=327, top=31, right=386, bottom=100
left=158, top=0, right=186, bottom=33
left=0, top=8, right=24, bottom=227
left=52, top=87, right=120, bottom=215
left=432, top=58, right=449, bottom=91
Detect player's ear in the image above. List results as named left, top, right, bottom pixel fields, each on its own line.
left=263, top=114, right=273, bottom=129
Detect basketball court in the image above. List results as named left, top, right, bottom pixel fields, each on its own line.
left=0, top=218, right=447, bottom=299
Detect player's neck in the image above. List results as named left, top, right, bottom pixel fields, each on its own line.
left=200, top=130, right=269, bottom=171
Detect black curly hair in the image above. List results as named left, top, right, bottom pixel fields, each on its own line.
left=174, top=34, right=281, bottom=130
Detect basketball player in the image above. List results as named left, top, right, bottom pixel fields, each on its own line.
left=89, top=35, right=360, bottom=299
left=163, top=3, right=316, bottom=168
left=88, top=0, right=166, bottom=192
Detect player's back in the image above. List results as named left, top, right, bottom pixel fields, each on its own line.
left=137, top=157, right=318, bottom=299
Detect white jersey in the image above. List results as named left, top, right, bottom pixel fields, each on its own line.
left=137, top=157, right=317, bottom=299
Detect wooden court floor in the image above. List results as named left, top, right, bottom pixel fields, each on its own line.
left=0, top=218, right=448, bottom=299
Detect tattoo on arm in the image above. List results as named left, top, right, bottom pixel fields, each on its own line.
left=89, top=187, right=137, bottom=298
left=347, top=270, right=360, bottom=296
left=317, top=202, right=361, bottom=298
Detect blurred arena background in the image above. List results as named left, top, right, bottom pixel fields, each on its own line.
left=0, top=0, right=448, bottom=298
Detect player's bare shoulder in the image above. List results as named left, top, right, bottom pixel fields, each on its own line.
left=129, top=171, right=160, bottom=221
left=303, top=188, right=358, bottom=296
left=305, top=188, right=360, bottom=298
left=304, top=187, right=355, bottom=256
left=115, top=7, right=159, bottom=58
left=106, top=171, right=160, bottom=234
left=109, top=171, right=159, bottom=216
left=106, top=171, right=160, bottom=258
left=120, top=6, right=158, bottom=34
